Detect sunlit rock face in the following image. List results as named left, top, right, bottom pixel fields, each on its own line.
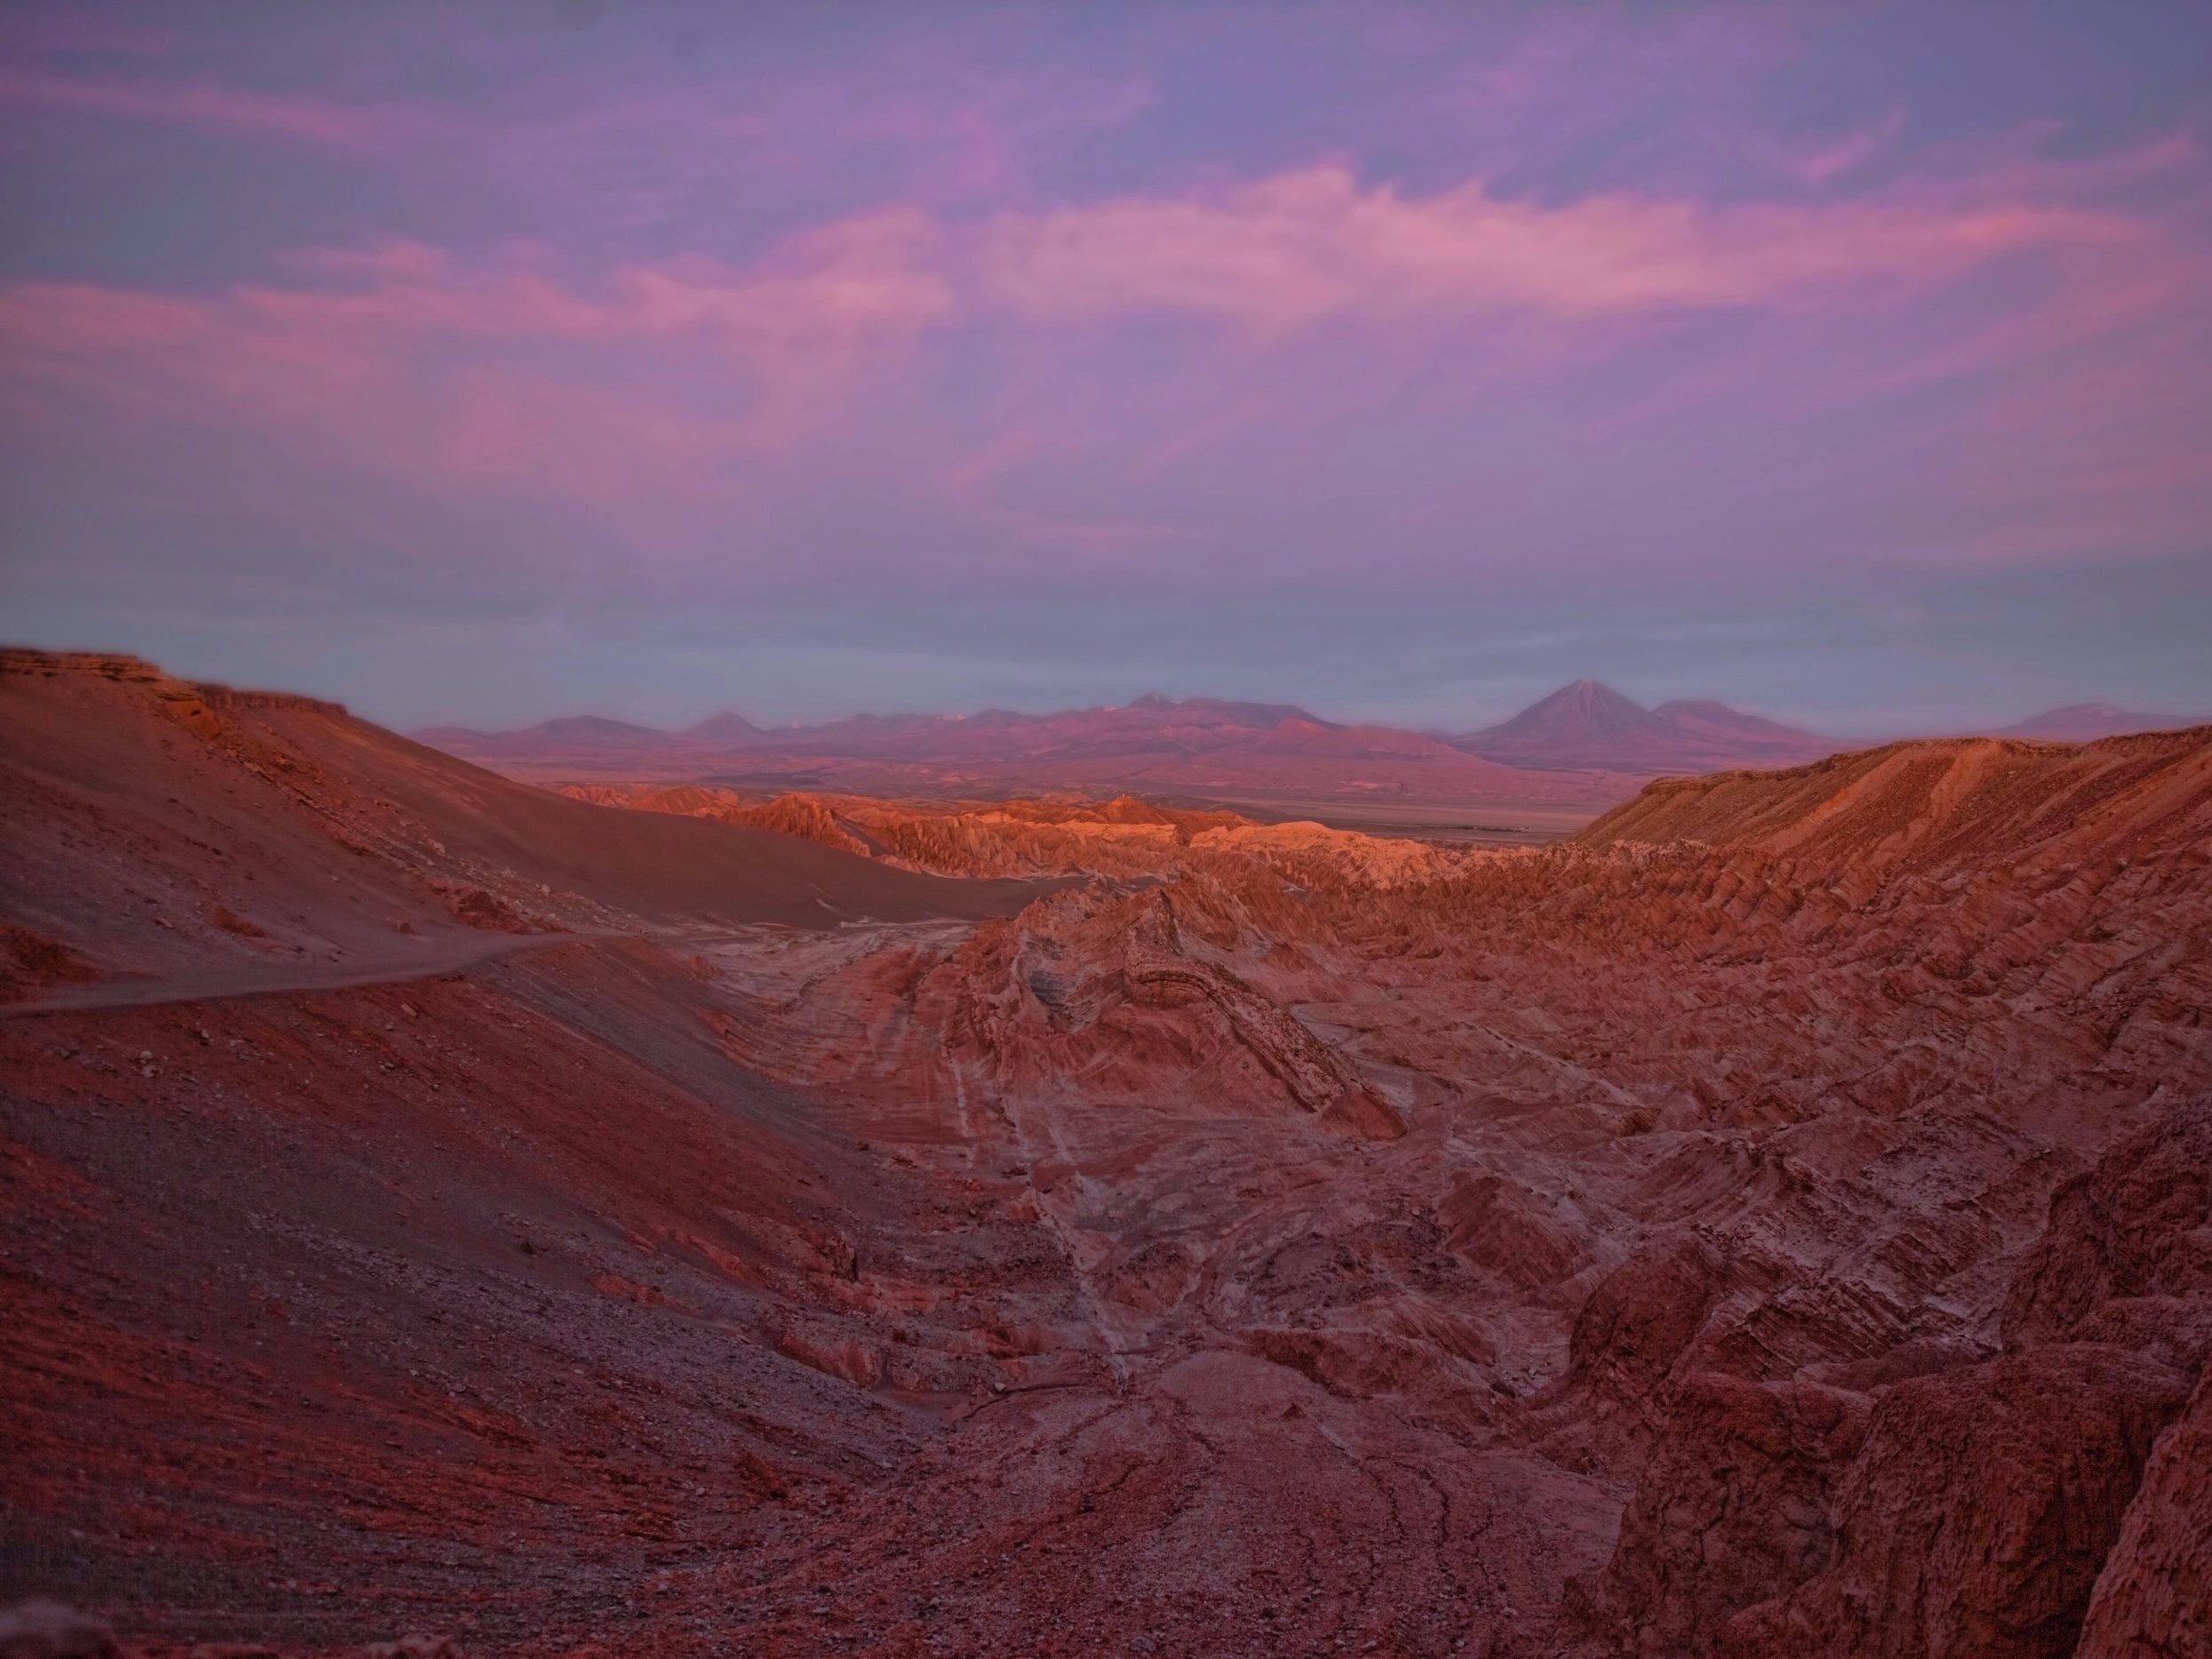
left=5, top=650, right=2209, bottom=1655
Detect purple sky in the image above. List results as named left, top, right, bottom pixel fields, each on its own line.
left=3, top=1, right=2209, bottom=733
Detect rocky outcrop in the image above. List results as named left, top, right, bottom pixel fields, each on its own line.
left=0, top=648, right=168, bottom=682
left=1713, top=1344, right=2184, bottom=1658
left=1561, top=1374, right=1871, bottom=1655
left=2077, top=1359, right=2212, bottom=1657
left=558, top=783, right=1275, bottom=879
left=1566, top=1096, right=2212, bottom=1657
left=2002, top=1095, right=2212, bottom=1371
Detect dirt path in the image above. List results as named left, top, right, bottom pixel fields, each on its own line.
left=1, top=930, right=573, bottom=1019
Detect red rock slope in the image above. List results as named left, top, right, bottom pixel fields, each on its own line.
left=1, top=649, right=1049, bottom=1001
left=1579, top=723, right=2212, bottom=880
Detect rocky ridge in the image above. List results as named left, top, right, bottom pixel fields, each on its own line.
left=557, top=784, right=1466, bottom=886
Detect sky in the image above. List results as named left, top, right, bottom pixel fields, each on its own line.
left=3, top=0, right=2209, bottom=735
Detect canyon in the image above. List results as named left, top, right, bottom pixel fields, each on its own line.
left=4, top=647, right=2209, bottom=1657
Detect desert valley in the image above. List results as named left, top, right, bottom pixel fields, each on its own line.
left=6, top=4, right=2212, bottom=1655
left=4, top=646, right=2208, bottom=1656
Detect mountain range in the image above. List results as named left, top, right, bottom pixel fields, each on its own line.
left=1992, top=702, right=2193, bottom=742
left=411, top=681, right=2204, bottom=811
left=1445, top=678, right=1839, bottom=773
left=416, top=691, right=1633, bottom=808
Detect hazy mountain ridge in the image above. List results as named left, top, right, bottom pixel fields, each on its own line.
left=415, top=690, right=1630, bottom=808
left=1450, top=679, right=1840, bottom=773
left=1994, top=703, right=2195, bottom=742
left=411, top=684, right=1833, bottom=809
left=415, top=682, right=2206, bottom=800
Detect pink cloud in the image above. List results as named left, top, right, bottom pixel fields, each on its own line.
left=982, top=163, right=2135, bottom=328
left=0, top=64, right=443, bottom=150
left=227, top=213, right=947, bottom=357
left=1785, top=108, right=1910, bottom=186
left=3, top=119, right=2201, bottom=584
left=0, top=211, right=950, bottom=530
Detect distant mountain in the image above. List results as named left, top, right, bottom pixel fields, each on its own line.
left=1652, top=698, right=1829, bottom=747
left=414, top=684, right=1849, bottom=795
left=1994, top=704, right=2194, bottom=743
left=1453, top=680, right=1839, bottom=773
left=411, top=714, right=675, bottom=762
left=771, top=694, right=1339, bottom=762
left=412, top=693, right=1632, bottom=808
left=684, top=711, right=764, bottom=742
left=1462, top=680, right=1675, bottom=756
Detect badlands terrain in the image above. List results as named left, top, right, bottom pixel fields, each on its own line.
left=4, top=646, right=2211, bottom=1657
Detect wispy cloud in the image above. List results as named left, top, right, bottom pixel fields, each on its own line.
left=0, top=210, right=949, bottom=530
left=2, top=0, right=2208, bottom=723
left=0, top=63, right=445, bottom=150
left=982, top=163, right=2133, bottom=328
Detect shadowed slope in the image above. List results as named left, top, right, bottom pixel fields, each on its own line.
left=1, top=649, right=1049, bottom=1001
